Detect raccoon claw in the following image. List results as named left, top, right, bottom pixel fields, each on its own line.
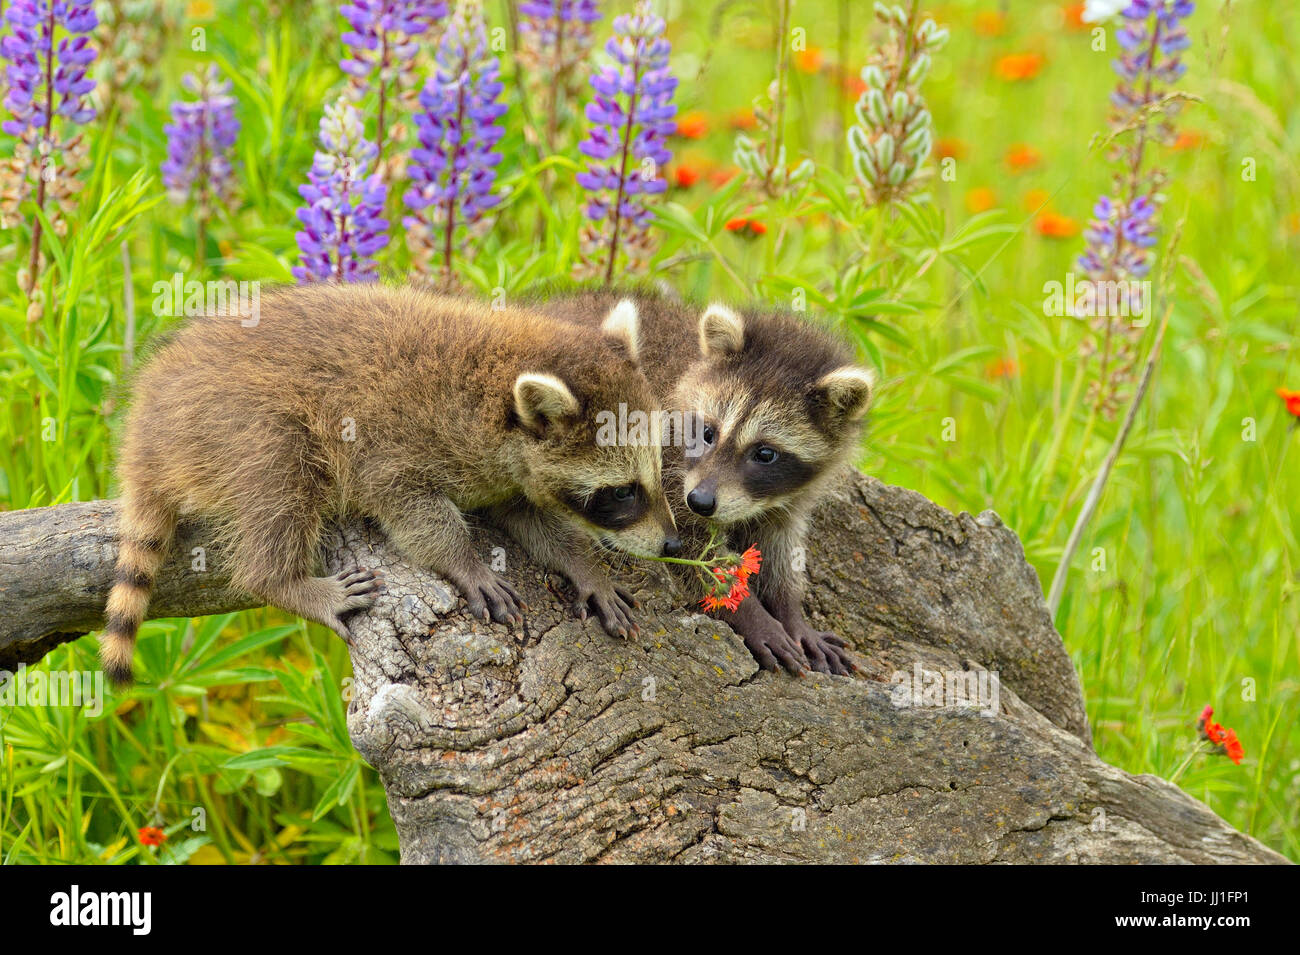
left=459, top=573, right=525, bottom=628
left=573, top=584, right=639, bottom=639
left=741, top=621, right=808, bottom=676
left=787, top=620, right=855, bottom=676
left=335, top=568, right=384, bottom=614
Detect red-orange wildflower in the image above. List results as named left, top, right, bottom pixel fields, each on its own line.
left=975, top=11, right=1007, bottom=36
left=674, top=111, right=709, bottom=139
left=995, top=52, right=1045, bottom=82
left=794, top=47, right=823, bottom=73
left=728, top=108, right=758, bottom=131
left=1036, top=210, right=1080, bottom=239
left=935, top=138, right=967, bottom=161
left=1004, top=143, right=1042, bottom=172
left=986, top=357, right=1020, bottom=380
left=965, top=187, right=998, bottom=213
left=725, top=217, right=767, bottom=238
left=1277, top=388, right=1300, bottom=418
left=674, top=164, right=701, bottom=188
left=139, top=826, right=167, bottom=847
left=1062, top=3, right=1087, bottom=31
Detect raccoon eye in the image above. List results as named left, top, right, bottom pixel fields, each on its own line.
left=613, top=484, right=636, bottom=501
left=752, top=445, right=779, bottom=464
left=702, top=425, right=716, bottom=445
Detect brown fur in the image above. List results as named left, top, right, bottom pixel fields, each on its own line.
left=103, top=283, right=676, bottom=685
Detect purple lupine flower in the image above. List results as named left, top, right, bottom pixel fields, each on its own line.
left=518, top=1, right=602, bottom=148
left=575, top=0, right=676, bottom=282
left=161, top=66, right=240, bottom=209
left=1075, top=0, right=1194, bottom=416
left=402, top=0, right=506, bottom=288
left=2, top=0, right=98, bottom=138
left=339, top=0, right=448, bottom=159
left=1, top=0, right=98, bottom=310
left=293, top=100, right=390, bottom=283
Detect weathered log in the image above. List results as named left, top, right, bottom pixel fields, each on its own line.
left=0, top=476, right=1289, bottom=863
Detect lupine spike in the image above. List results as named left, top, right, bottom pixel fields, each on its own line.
left=1075, top=0, right=1195, bottom=418
left=846, top=4, right=945, bottom=206
left=402, top=0, right=507, bottom=290
left=1, top=0, right=99, bottom=317
left=292, top=99, right=390, bottom=283
left=574, top=0, right=676, bottom=282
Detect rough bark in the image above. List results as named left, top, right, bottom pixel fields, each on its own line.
left=1, top=476, right=1289, bottom=864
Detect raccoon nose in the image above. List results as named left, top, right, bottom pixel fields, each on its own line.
left=662, top=536, right=683, bottom=557
left=686, top=487, right=716, bottom=517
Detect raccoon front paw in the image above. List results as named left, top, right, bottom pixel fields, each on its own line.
left=741, top=619, right=809, bottom=676
left=455, top=571, right=527, bottom=627
left=572, top=583, right=639, bottom=639
left=325, top=568, right=387, bottom=644
left=336, top=568, right=386, bottom=612
left=786, top=619, right=855, bottom=676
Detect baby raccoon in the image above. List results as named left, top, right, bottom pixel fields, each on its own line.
left=102, top=284, right=679, bottom=685
left=535, top=288, right=873, bottom=676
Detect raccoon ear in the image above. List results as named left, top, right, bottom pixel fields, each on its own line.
left=698, top=304, right=744, bottom=358
left=600, top=299, right=640, bottom=364
left=514, top=372, right=580, bottom=433
left=815, top=366, right=876, bottom=421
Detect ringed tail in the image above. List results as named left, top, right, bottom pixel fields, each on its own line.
left=102, top=499, right=175, bottom=687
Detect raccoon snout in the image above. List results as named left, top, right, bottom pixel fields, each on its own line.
left=662, top=535, right=683, bottom=557
left=686, top=485, right=716, bottom=517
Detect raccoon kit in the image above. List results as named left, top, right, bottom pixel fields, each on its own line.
left=536, top=288, right=874, bottom=676
left=102, top=284, right=679, bottom=685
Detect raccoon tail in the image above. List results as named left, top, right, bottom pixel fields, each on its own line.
left=102, top=492, right=176, bottom=687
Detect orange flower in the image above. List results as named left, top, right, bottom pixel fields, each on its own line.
left=674, top=164, right=701, bottom=188
left=139, top=826, right=167, bottom=847
left=1062, top=3, right=1087, bottom=30
left=674, top=111, right=709, bottom=139
left=1197, top=705, right=1245, bottom=764
left=1035, top=211, right=1079, bottom=239
left=995, top=52, right=1046, bottom=81
left=737, top=545, right=762, bottom=579
left=1277, top=388, right=1300, bottom=418
left=709, top=166, right=740, bottom=187
left=842, top=72, right=868, bottom=99
left=1222, top=729, right=1245, bottom=765
left=728, top=108, right=758, bottom=131
left=965, top=187, right=998, bottom=213
left=935, top=138, right=967, bottom=161
left=975, top=11, right=1007, bottom=36
left=986, top=357, right=1019, bottom=380
left=794, top=47, right=824, bottom=73
left=1022, top=188, right=1051, bottom=211
left=725, top=217, right=767, bottom=238
left=1170, top=129, right=1204, bottom=151
left=1004, top=143, right=1042, bottom=172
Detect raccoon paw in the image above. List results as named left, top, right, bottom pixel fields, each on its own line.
left=787, top=620, right=855, bottom=676
left=324, top=569, right=387, bottom=644
left=572, top=583, right=639, bottom=639
left=741, top=620, right=809, bottom=676
left=455, top=571, right=526, bottom=628
left=336, top=568, right=386, bottom=613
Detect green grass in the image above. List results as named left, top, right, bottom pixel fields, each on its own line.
left=0, top=0, right=1295, bottom=862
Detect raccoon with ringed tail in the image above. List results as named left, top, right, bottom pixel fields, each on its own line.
left=534, top=287, right=874, bottom=676
left=102, top=284, right=680, bottom=686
